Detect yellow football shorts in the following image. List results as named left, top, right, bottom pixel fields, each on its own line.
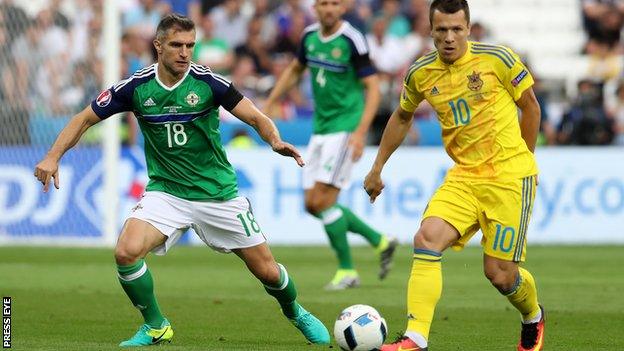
left=422, top=176, right=537, bottom=262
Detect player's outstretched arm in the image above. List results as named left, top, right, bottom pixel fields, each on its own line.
left=364, top=106, right=414, bottom=203
left=34, top=105, right=102, bottom=192
left=231, top=97, right=305, bottom=167
left=263, top=60, right=306, bottom=115
left=516, top=87, right=541, bottom=153
left=350, top=74, right=381, bottom=161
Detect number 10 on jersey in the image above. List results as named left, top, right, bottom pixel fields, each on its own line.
left=449, top=98, right=471, bottom=126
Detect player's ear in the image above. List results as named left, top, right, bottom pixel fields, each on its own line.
left=153, top=39, right=162, bottom=54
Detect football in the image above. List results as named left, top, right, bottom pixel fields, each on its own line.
left=333, top=304, right=388, bottom=351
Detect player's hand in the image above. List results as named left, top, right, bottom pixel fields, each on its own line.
left=34, top=157, right=60, bottom=192
left=271, top=140, right=305, bottom=167
left=363, top=169, right=384, bottom=203
left=348, top=132, right=366, bottom=161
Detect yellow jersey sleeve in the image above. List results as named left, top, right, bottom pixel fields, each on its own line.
left=400, top=82, right=424, bottom=113
left=400, top=53, right=437, bottom=112
left=492, top=47, right=534, bottom=101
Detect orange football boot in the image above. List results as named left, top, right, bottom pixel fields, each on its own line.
left=517, top=305, right=545, bottom=351
left=381, top=336, right=428, bottom=351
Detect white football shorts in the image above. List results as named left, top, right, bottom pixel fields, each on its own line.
left=303, top=132, right=355, bottom=190
left=127, top=191, right=266, bottom=255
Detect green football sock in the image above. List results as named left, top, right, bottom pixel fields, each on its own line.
left=117, top=259, right=165, bottom=328
left=337, top=204, right=383, bottom=247
left=318, top=206, right=353, bottom=269
left=264, top=264, right=301, bottom=319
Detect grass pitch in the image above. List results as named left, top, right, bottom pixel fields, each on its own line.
left=0, top=244, right=622, bottom=350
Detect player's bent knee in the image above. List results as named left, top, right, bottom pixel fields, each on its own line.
left=484, top=267, right=516, bottom=293
left=304, top=198, right=330, bottom=215
left=114, top=244, right=144, bottom=265
left=413, top=227, right=440, bottom=251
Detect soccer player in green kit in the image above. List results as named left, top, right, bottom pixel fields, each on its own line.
left=33, top=14, right=329, bottom=347
left=265, top=0, right=398, bottom=291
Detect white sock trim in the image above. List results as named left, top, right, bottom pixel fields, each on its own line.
left=117, top=261, right=147, bottom=282
left=264, top=263, right=289, bottom=291
left=405, top=331, right=428, bottom=348
left=522, top=309, right=542, bottom=324
left=320, top=207, right=343, bottom=225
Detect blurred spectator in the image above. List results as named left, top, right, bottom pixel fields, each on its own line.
left=605, top=80, right=624, bottom=144
left=273, top=9, right=307, bottom=55
left=343, top=0, right=368, bottom=33
left=367, top=16, right=407, bottom=75
left=161, top=0, right=201, bottom=25
left=35, top=8, right=71, bottom=114
left=0, top=0, right=28, bottom=44
left=274, top=0, right=313, bottom=38
left=202, top=0, right=226, bottom=15
left=210, top=0, right=250, bottom=49
left=122, top=29, right=152, bottom=75
left=0, top=12, right=28, bottom=144
left=68, top=0, right=94, bottom=63
left=469, top=22, right=491, bottom=43
left=252, top=0, right=278, bottom=47
left=193, top=14, right=234, bottom=74
left=235, top=16, right=273, bottom=74
left=123, top=0, right=165, bottom=41
left=227, top=129, right=257, bottom=149
left=404, top=0, right=428, bottom=24
left=58, top=61, right=99, bottom=114
left=49, top=0, right=70, bottom=30
left=12, top=18, right=45, bottom=110
left=261, top=53, right=310, bottom=120
left=557, top=79, right=614, bottom=145
left=379, top=0, right=411, bottom=38
left=230, top=54, right=260, bottom=99
left=582, top=0, right=624, bottom=54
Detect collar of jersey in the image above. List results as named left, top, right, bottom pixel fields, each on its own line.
left=154, top=63, right=191, bottom=91
left=318, top=21, right=347, bottom=43
left=435, top=41, right=475, bottom=68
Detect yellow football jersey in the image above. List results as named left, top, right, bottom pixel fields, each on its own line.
left=401, top=41, right=538, bottom=180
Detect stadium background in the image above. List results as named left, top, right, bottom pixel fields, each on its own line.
left=0, top=0, right=622, bottom=245
left=0, top=1, right=623, bottom=350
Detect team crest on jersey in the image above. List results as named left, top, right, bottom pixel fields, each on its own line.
left=96, top=90, right=112, bottom=107
left=467, top=71, right=483, bottom=91
left=331, top=47, right=342, bottom=59
left=185, top=91, right=200, bottom=106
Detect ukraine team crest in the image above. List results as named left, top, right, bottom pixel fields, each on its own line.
left=467, top=71, right=483, bottom=91
left=185, top=91, right=199, bottom=106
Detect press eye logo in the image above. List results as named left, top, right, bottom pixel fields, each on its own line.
left=3, top=296, right=10, bottom=348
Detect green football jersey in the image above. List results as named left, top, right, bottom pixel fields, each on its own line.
left=91, top=63, right=243, bottom=201
left=298, top=21, right=376, bottom=134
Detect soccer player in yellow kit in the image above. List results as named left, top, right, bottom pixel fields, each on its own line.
left=364, top=0, right=545, bottom=350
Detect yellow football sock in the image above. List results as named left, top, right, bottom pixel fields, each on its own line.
left=505, top=267, right=540, bottom=321
left=406, top=249, right=442, bottom=340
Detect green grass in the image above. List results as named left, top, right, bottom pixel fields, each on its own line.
left=0, top=245, right=623, bottom=350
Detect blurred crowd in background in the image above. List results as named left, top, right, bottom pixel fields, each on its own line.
left=1, top=0, right=624, bottom=147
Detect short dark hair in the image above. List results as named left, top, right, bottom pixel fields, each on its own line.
left=429, top=0, right=470, bottom=27
left=155, top=13, right=195, bottom=40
